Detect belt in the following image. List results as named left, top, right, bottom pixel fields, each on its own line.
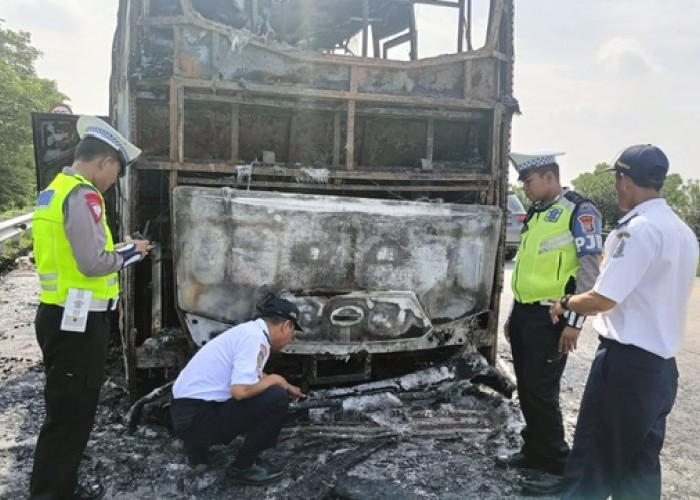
left=597, top=336, right=671, bottom=362
left=58, top=296, right=119, bottom=312
left=517, top=300, right=554, bottom=307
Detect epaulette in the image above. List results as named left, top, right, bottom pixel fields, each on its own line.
left=615, top=213, right=639, bottom=230
left=563, top=189, right=590, bottom=207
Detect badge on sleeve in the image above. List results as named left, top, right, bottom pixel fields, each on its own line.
left=577, top=214, right=596, bottom=234
left=572, top=205, right=603, bottom=256
left=256, top=343, right=269, bottom=378
left=612, top=231, right=631, bottom=258
left=84, top=192, right=103, bottom=223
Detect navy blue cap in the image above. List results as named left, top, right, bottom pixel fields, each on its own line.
left=604, top=144, right=668, bottom=187
left=260, top=297, right=303, bottom=332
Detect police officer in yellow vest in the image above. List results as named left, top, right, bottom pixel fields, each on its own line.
left=30, top=116, right=150, bottom=500
left=496, top=152, right=602, bottom=478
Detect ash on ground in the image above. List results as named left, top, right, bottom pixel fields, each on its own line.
left=3, top=264, right=698, bottom=499
left=0, top=267, right=535, bottom=499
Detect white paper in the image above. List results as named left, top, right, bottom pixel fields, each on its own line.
left=60, top=288, right=92, bottom=333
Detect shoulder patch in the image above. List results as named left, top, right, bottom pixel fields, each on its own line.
left=256, top=343, right=269, bottom=378
left=577, top=214, right=596, bottom=235
left=84, top=192, right=103, bottom=223
left=611, top=231, right=631, bottom=258
left=35, top=190, right=55, bottom=210
left=563, top=190, right=589, bottom=206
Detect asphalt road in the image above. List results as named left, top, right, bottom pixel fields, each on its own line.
left=499, top=260, right=700, bottom=499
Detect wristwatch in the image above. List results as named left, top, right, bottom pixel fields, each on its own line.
left=560, top=294, right=573, bottom=310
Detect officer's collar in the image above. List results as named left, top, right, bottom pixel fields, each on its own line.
left=615, top=198, right=666, bottom=228
left=531, top=189, right=565, bottom=213
left=254, top=318, right=272, bottom=346
left=62, top=167, right=95, bottom=188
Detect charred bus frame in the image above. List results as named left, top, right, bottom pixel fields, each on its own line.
left=104, top=0, right=518, bottom=398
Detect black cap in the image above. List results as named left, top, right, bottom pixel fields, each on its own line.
left=260, top=297, right=304, bottom=332
left=603, top=144, right=668, bottom=188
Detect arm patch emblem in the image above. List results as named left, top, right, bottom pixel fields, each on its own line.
left=577, top=214, right=596, bottom=234
left=84, top=192, right=103, bottom=223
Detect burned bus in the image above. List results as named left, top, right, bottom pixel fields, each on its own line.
left=33, top=0, right=517, bottom=398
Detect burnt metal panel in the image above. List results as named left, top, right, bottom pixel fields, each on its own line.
left=216, top=42, right=352, bottom=92
left=467, top=58, right=497, bottom=101
left=139, top=26, right=174, bottom=78
left=357, top=64, right=466, bottom=99
left=173, top=187, right=502, bottom=342
left=180, top=26, right=213, bottom=79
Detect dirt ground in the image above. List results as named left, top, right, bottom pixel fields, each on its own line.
left=0, top=259, right=698, bottom=499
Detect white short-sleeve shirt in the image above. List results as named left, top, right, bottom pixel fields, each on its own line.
left=592, top=198, right=699, bottom=359
left=172, top=318, right=271, bottom=401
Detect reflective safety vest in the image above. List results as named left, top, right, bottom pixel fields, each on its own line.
left=32, top=173, right=119, bottom=305
left=512, top=193, right=581, bottom=303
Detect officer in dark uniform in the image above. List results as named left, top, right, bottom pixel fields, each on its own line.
left=30, top=116, right=150, bottom=500
left=497, top=152, right=602, bottom=479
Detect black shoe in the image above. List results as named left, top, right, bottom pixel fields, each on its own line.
left=495, top=452, right=543, bottom=470
left=226, top=463, right=284, bottom=485
left=72, top=483, right=105, bottom=500
left=184, top=444, right=209, bottom=465
left=495, top=452, right=565, bottom=475
left=521, top=474, right=564, bottom=496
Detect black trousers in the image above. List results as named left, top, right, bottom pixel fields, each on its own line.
left=562, top=338, right=678, bottom=499
left=509, top=302, right=569, bottom=472
left=30, top=303, right=111, bottom=500
left=171, top=385, right=288, bottom=469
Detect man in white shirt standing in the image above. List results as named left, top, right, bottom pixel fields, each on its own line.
left=522, top=144, right=699, bottom=497
left=170, top=296, right=305, bottom=485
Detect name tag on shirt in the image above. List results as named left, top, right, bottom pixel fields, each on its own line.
left=60, top=288, right=92, bottom=332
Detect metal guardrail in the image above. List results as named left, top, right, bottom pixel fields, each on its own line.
left=0, top=211, right=33, bottom=254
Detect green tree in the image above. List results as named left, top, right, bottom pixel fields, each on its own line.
left=678, top=180, right=700, bottom=237
left=571, top=163, right=623, bottom=229
left=661, top=173, right=687, bottom=215
left=0, top=20, right=66, bottom=211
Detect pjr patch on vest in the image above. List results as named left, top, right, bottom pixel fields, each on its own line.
left=84, top=192, right=103, bottom=223
left=35, top=190, right=55, bottom=210
left=572, top=205, right=603, bottom=256
left=545, top=208, right=563, bottom=222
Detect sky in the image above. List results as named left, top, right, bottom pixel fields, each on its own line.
left=3, top=0, right=699, bottom=185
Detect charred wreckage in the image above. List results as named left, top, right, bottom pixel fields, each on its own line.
left=31, top=0, right=518, bottom=403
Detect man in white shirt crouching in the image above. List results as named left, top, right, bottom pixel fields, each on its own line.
left=170, top=296, right=305, bottom=485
